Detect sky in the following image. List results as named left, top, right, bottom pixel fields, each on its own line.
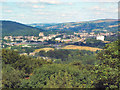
left=0, top=0, right=119, bottom=24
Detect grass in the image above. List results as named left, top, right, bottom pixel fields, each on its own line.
left=34, top=45, right=102, bottom=52
left=61, top=45, right=102, bottom=52
left=34, top=48, right=54, bottom=52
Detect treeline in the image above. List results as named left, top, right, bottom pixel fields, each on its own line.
left=36, top=49, right=97, bottom=64
left=3, top=44, right=52, bottom=54
left=73, top=38, right=106, bottom=48
left=105, top=33, right=119, bottom=42
left=2, top=40, right=119, bottom=88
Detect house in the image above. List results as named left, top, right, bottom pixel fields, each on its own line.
left=55, top=38, right=61, bottom=41
left=4, top=36, right=9, bottom=40
left=39, top=32, right=44, bottom=37
left=38, top=39, right=44, bottom=42
left=90, top=32, right=94, bottom=35
left=29, top=52, right=36, bottom=56
left=96, top=35, right=104, bottom=41
left=62, top=39, right=71, bottom=41
left=4, top=36, right=13, bottom=40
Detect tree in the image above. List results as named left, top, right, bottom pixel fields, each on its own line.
left=94, top=40, right=120, bottom=88
left=2, top=64, right=24, bottom=88
left=2, top=49, right=20, bottom=64
left=97, top=40, right=119, bottom=68
left=45, top=71, right=74, bottom=88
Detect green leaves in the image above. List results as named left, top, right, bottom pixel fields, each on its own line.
left=2, top=49, right=20, bottom=64
left=20, top=63, right=95, bottom=88
left=45, top=71, right=74, bottom=88
left=2, top=40, right=119, bottom=88
left=2, top=64, right=24, bottom=88
left=94, top=40, right=120, bottom=88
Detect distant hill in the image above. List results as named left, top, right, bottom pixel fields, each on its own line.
left=29, top=19, right=118, bottom=33
left=0, top=20, right=44, bottom=36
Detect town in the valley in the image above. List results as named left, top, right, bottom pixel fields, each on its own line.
left=2, top=30, right=118, bottom=56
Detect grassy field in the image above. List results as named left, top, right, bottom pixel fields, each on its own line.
left=34, top=45, right=102, bottom=53
left=34, top=48, right=54, bottom=52
left=62, top=45, right=102, bottom=51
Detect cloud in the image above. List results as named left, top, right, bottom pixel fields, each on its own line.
left=19, top=0, right=62, bottom=5
left=1, top=1, right=118, bottom=24
left=32, top=5, right=39, bottom=8
left=33, top=12, right=49, bottom=15
left=4, top=10, right=13, bottom=13
left=39, top=0, right=61, bottom=4
left=90, top=5, right=118, bottom=13
left=0, top=6, right=2, bottom=10
left=32, top=5, right=45, bottom=8
left=0, top=0, right=7, bottom=2
left=68, top=2, right=73, bottom=5
left=75, top=0, right=119, bottom=2
left=1, top=0, right=119, bottom=3
left=90, top=6, right=105, bottom=11
left=61, top=14, right=66, bottom=17
left=19, top=14, right=25, bottom=18
left=114, top=9, right=118, bottom=12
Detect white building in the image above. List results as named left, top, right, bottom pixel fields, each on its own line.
left=96, top=35, right=104, bottom=41
left=55, top=38, right=61, bottom=41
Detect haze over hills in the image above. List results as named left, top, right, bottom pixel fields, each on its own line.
left=0, top=19, right=119, bottom=37
left=30, top=19, right=118, bottom=33
left=0, top=20, right=44, bottom=37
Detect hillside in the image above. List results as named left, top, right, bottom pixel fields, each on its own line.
left=30, top=19, right=118, bottom=33
left=0, top=20, right=44, bottom=36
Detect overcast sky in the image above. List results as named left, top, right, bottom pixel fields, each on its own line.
left=0, top=0, right=119, bottom=24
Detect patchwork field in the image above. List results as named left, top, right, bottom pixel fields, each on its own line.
left=34, top=48, right=54, bottom=52
left=34, top=45, right=102, bottom=53
left=62, top=45, right=103, bottom=51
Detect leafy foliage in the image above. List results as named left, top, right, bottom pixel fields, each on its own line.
left=94, top=40, right=120, bottom=88
left=74, top=38, right=106, bottom=48
left=2, top=64, right=24, bottom=88
left=37, top=49, right=97, bottom=64
left=2, top=40, right=120, bottom=88
left=2, top=49, right=52, bottom=88
left=20, top=64, right=94, bottom=88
